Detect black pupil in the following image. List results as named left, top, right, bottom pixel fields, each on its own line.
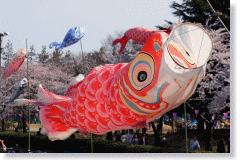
left=137, top=71, right=147, bottom=82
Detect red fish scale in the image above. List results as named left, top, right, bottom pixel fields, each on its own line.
left=62, top=63, right=150, bottom=134
left=125, top=27, right=160, bottom=45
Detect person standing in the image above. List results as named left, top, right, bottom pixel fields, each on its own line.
left=131, top=134, right=139, bottom=144
left=120, top=130, right=127, bottom=142
left=190, top=136, right=200, bottom=150
left=126, top=130, right=134, bottom=143
left=139, top=133, right=148, bottom=145
left=160, top=137, right=167, bottom=148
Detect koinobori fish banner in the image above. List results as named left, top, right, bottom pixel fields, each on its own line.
left=112, top=23, right=178, bottom=54
left=195, top=110, right=199, bottom=118
left=173, top=113, right=177, bottom=118
left=0, top=49, right=27, bottom=88
left=14, top=23, right=212, bottom=141
left=0, top=140, right=7, bottom=152
left=49, top=27, right=85, bottom=50
left=223, top=112, right=228, bottom=119
left=5, top=78, right=28, bottom=105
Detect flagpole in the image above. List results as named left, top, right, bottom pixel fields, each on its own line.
left=80, top=39, right=85, bottom=75
left=184, top=102, right=188, bottom=153
left=79, top=39, right=92, bottom=153
left=26, top=38, right=31, bottom=153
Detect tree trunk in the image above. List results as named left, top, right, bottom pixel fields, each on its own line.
left=106, top=132, right=113, bottom=141
left=172, top=116, right=176, bottom=133
left=205, top=113, right=213, bottom=151
left=158, top=117, right=163, bottom=135
left=197, top=114, right=204, bottom=132
left=1, top=119, right=5, bottom=131
left=142, top=128, right=147, bottom=134
left=151, top=122, right=160, bottom=146
left=22, top=113, right=27, bottom=133
left=1, top=105, right=6, bottom=131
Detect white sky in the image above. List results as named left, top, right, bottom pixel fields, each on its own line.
left=0, top=0, right=181, bottom=57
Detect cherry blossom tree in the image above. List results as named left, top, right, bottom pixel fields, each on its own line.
left=190, top=24, right=230, bottom=114
left=0, top=61, right=74, bottom=132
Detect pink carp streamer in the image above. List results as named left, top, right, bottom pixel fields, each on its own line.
left=0, top=140, right=7, bottom=152
left=14, top=23, right=212, bottom=141
left=0, top=49, right=27, bottom=88
left=112, top=26, right=173, bottom=54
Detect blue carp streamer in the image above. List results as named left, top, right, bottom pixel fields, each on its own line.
left=49, top=27, right=85, bottom=49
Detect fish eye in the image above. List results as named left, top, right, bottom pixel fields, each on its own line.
left=137, top=71, right=147, bottom=82
left=128, top=52, right=155, bottom=91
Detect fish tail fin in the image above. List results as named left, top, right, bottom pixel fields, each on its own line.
left=40, top=100, right=77, bottom=141
left=36, top=85, right=78, bottom=141
left=166, top=22, right=179, bottom=34
left=49, top=42, right=61, bottom=49
left=0, top=76, right=7, bottom=88
left=112, top=37, right=127, bottom=54
left=13, top=84, right=76, bottom=141
left=112, top=38, right=121, bottom=46
left=37, top=84, right=77, bottom=141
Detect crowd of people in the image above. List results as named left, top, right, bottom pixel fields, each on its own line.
left=109, top=129, right=149, bottom=145
left=108, top=129, right=170, bottom=147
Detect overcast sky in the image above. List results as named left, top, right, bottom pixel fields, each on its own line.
left=0, top=0, right=182, bottom=58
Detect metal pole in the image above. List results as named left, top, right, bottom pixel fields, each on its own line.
left=79, top=39, right=93, bottom=153
left=26, top=39, right=31, bottom=153
left=184, top=102, right=188, bottom=153
left=0, top=36, right=2, bottom=68
left=80, top=39, right=85, bottom=75
left=90, top=132, right=93, bottom=153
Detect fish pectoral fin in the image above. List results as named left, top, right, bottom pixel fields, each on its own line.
left=13, top=99, right=45, bottom=106
left=132, top=120, right=147, bottom=128
left=37, top=84, right=72, bottom=105
left=69, top=74, right=85, bottom=87
left=64, top=74, right=85, bottom=97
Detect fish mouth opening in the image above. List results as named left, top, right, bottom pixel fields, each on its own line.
left=166, top=23, right=213, bottom=69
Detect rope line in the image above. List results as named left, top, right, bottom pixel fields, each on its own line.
left=167, top=23, right=206, bottom=70
left=205, top=0, right=230, bottom=34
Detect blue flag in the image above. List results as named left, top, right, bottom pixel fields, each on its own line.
left=49, top=27, right=85, bottom=49
left=189, top=119, right=197, bottom=128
